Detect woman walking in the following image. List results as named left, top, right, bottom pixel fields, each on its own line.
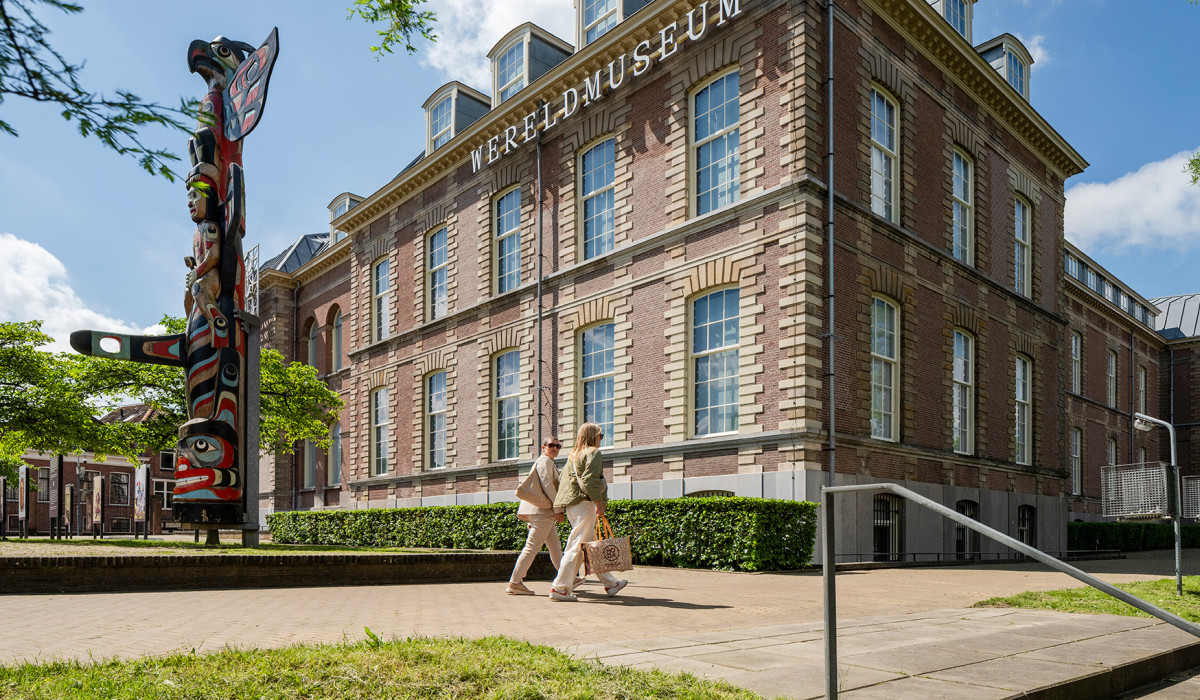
left=506, top=436, right=568, bottom=595
left=548, top=422, right=628, bottom=601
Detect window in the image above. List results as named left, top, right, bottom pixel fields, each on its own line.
left=372, top=258, right=390, bottom=342
left=110, top=473, right=129, bottom=506
left=1005, top=49, right=1026, bottom=96
left=427, top=372, right=447, bottom=469
left=1014, top=355, right=1031, bottom=465
left=429, top=95, right=453, bottom=150
left=1064, top=254, right=1081, bottom=279
left=693, top=71, right=740, bottom=216
left=870, top=88, right=898, bottom=222
left=581, top=324, right=615, bottom=447
left=328, top=423, right=342, bottom=486
left=1070, top=332, right=1082, bottom=394
left=372, top=387, right=389, bottom=476
left=872, top=494, right=903, bottom=562
left=1106, top=350, right=1118, bottom=408
left=945, top=0, right=969, bottom=38
left=303, top=439, right=316, bottom=489
left=153, top=479, right=174, bottom=509
left=331, top=311, right=343, bottom=372
left=1107, top=438, right=1118, bottom=466
left=1016, top=505, right=1036, bottom=548
left=428, top=227, right=448, bottom=320
left=1014, top=197, right=1031, bottom=296
left=580, top=139, right=615, bottom=259
left=692, top=289, right=740, bottom=436
left=870, top=297, right=899, bottom=441
left=111, top=517, right=131, bottom=533
left=1085, top=267, right=1100, bottom=293
left=494, top=351, right=521, bottom=460
left=952, top=330, right=973, bottom=454
left=1070, top=428, right=1082, bottom=495
left=307, top=322, right=318, bottom=367
left=37, top=468, right=49, bottom=503
left=495, top=188, right=521, bottom=294
left=1137, top=366, right=1147, bottom=414
left=582, top=0, right=618, bottom=44
left=496, top=41, right=525, bottom=102
left=955, top=500, right=980, bottom=561
left=4, top=479, right=17, bottom=500
left=159, top=450, right=175, bottom=471
left=952, top=150, right=973, bottom=264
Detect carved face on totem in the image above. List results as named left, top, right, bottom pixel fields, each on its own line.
left=187, top=184, right=210, bottom=223
left=174, top=418, right=241, bottom=501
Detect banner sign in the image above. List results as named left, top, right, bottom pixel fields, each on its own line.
left=63, top=486, right=72, bottom=530
left=49, top=455, right=60, bottom=518
left=92, top=475, right=103, bottom=527
left=134, top=466, right=148, bottom=523
left=18, top=466, right=27, bottom=520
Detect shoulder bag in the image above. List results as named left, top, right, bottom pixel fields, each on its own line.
left=515, top=461, right=553, bottom=509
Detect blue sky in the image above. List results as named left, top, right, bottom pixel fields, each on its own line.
left=2, top=0, right=1199, bottom=350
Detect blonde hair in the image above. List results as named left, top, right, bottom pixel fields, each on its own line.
left=569, top=422, right=603, bottom=462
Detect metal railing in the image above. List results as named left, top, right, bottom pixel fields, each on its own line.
left=821, top=483, right=1200, bottom=700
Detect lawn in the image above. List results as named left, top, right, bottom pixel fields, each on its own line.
left=975, top=576, right=1200, bottom=622
left=0, top=636, right=765, bottom=699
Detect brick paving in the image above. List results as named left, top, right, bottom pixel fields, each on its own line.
left=1, top=549, right=1198, bottom=698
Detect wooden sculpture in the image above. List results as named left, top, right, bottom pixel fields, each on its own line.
left=71, top=29, right=279, bottom=527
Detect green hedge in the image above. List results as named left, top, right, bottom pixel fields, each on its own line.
left=1068, top=521, right=1200, bottom=552
left=267, top=497, right=818, bottom=572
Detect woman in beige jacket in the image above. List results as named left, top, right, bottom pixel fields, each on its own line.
left=506, top=436, right=569, bottom=595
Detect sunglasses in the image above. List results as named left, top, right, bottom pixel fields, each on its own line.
left=545, top=443, right=562, bottom=449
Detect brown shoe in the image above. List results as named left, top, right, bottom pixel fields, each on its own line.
left=506, top=582, right=535, bottom=596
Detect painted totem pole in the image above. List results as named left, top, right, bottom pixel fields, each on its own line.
left=71, top=30, right=279, bottom=527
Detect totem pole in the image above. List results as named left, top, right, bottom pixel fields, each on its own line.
left=71, top=30, right=279, bottom=529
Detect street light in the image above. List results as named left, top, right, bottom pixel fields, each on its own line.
left=1133, top=412, right=1182, bottom=596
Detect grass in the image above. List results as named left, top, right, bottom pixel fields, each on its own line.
left=975, top=576, right=1200, bottom=622
left=0, top=636, right=765, bottom=699
left=0, top=538, right=450, bottom=555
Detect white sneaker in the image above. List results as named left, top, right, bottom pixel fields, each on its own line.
left=549, top=588, right=577, bottom=602
left=605, top=580, right=628, bottom=597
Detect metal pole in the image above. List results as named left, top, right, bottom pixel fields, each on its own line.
left=535, top=131, right=544, bottom=454
left=1136, top=412, right=1181, bottom=595
left=825, top=0, right=836, bottom=491
left=822, top=491, right=838, bottom=699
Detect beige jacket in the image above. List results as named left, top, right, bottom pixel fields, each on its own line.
left=517, top=455, right=563, bottom=521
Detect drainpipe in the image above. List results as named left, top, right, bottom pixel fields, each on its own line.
left=1130, top=328, right=1135, bottom=464
left=536, top=124, right=545, bottom=456
left=292, top=280, right=300, bottom=510
left=825, top=0, right=837, bottom=490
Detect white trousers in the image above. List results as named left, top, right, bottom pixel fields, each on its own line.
left=551, top=500, right=620, bottom=592
left=509, top=514, right=563, bottom=585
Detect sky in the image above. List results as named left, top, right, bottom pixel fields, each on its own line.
left=2, top=0, right=1199, bottom=351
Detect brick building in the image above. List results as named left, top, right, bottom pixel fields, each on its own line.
left=251, top=0, right=1180, bottom=560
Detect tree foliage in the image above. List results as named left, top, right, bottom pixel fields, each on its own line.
left=0, top=318, right=344, bottom=481
left=346, top=0, right=437, bottom=57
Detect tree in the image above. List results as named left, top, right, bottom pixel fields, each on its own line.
left=0, top=317, right=344, bottom=481
left=1, top=0, right=436, bottom=178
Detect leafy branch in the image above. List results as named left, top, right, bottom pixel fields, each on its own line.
left=346, top=0, right=437, bottom=58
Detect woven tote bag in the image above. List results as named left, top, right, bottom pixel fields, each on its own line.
left=581, top=515, right=634, bottom=575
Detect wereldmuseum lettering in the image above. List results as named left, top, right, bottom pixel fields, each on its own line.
left=471, top=0, right=750, bottom=173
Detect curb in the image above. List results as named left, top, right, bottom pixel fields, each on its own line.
left=1018, top=639, right=1200, bottom=699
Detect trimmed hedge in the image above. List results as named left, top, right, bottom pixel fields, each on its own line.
left=1068, top=521, right=1200, bottom=552
left=267, top=497, right=818, bottom=572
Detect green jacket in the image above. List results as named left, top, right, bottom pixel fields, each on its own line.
left=553, top=450, right=606, bottom=508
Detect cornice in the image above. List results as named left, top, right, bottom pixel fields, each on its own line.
left=297, top=237, right=351, bottom=284
left=865, top=0, right=1087, bottom=179
left=1064, top=279, right=1162, bottom=345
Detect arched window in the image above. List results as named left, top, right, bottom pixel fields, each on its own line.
left=692, top=289, right=739, bottom=436
left=494, top=188, right=521, bottom=294
left=581, top=323, right=615, bottom=447
left=371, top=387, right=389, bottom=476
left=1070, top=331, right=1081, bottom=394
left=427, top=371, right=447, bottom=469
left=871, top=296, right=899, bottom=441
left=952, top=149, right=973, bottom=264
left=869, top=87, right=898, bottom=222
left=427, top=227, right=448, bottom=320
left=372, top=258, right=390, bottom=342
left=331, top=311, right=343, bottom=372
left=303, top=439, right=316, bottom=489
left=327, top=423, right=342, bottom=487
left=307, top=322, right=318, bottom=367
left=494, top=350, right=521, bottom=460
left=1014, top=196, right=1031, bottom=296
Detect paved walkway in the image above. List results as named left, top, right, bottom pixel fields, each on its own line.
left=2, top=550, right=1198, bottom=698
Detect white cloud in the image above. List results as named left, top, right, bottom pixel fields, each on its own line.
left=1019, top=33, right=1051, bottom=67
left=422, top=0, right=575, bottom=90
left=0, top=232, right=144, bottom=352
left=1065, top=149, right=1200, bottom=252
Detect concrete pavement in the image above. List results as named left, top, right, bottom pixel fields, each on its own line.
left=3, top=550, right=1199, bottom=698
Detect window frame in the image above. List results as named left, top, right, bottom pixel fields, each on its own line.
left=1107, top=437, right=1118, bottom=466
left=869, top=86, right=899, bottom=223
left=372, top=257, right=390, bottom=343
left=371, top=387, right=389, bottom=476
left=494, top=38, right=527, bottom=104
left=1014, top=354, right=1032, bottom=466
left=1070, top=428, right=1082, bottom=495
left=302, top=438, right=316, bottom=490
left=493, top=186, right=522, bottom=295
left=580, top=322, right=616, bottom=448
left=1137, top=365, right=1147, bottom=414
left=581, top=0, right=619, bottom=45
left=428, top=93, right=454, bottom=151
left=872, top=493, right=903, bottom=562
left=951, top=149, right=973, bottom=265
left=1017, top=505, right=1037, bottom=548
left=954, top=499, right=980, bottom=561
left=579, top=136, right=617, bottom=260
left=36, top=468, right=50, bottom=503
left=1014, top=195, right=1031, bottom=296
left=690, top=287, right=741, bottom=438
left=327, top=423, right=342, bottom=487
left=952, top=329, right=974, bottom=455
left=427, top=226, right=449, bottom=321
left=1070, top=331, right=1082, bottom=394
left=307, top=321, right=318, bottom=367
left=493, top=350, right=522, bottom=461
left=153, top=479, right=174, bottom=509
left=426, top=371, right=448, bottom=470
left=691, top=68, right=741, bottom=217
left=1005, top=49, right=1027, bottom=97
left=1106, top=350, right=1118, bottom=408
left=331, top=311, right=343, bottom=372
left=870, top=295, right=900, bottom=442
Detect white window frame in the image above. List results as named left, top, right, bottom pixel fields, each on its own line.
left=581, top=0, right=619, bottom=45
left=332, top=311, right=343, bottom=372
left=691, top=288, right=741, bottom=437
left=327, top=423, right=342, bottom=487
left=1014, top=196, right=1031, bottom=296
left=427, top=371, right=448, bottom=469
left=428, top=94, right=453, bottom=151
left=372, top=258, right=390, bottom=342
left=494, top=350, right=521, bottom=461
left=1070, top=331, right=1082, bottom=394
left=581, top=323, right=616, bottom=447
left=1070, top=428, right=1082, bottom=495
left=1137, top=365, right=1147, bottom=414
left=870, top=87, right=898, bottom=223
left=153, top=479, right=175, bottom=509
left=579, top=137, right=616, bottom=260
left=870, top=296, right=899, bottom=441
left=952, top=329, right=973, bottom=455
left=427, top=226, right=449, bottom=320
left=371, top=387, right=389, bottom=476
left=494, top=39, right=526, bottom=104
left=1106, top=350, right=1118, bottom=408
left=302, top=439, right=316, bottom=489
left=691, top=69, right=741, bottom=217
left=1005, top=49, right=1026, bottom=97
left=952, top=149, right=973, bottom=265
left=494, top=187, right=522, bottom=294
left=1014, top=354, right=1031, bottom=465
left=944, top=0, right=971, bottom=41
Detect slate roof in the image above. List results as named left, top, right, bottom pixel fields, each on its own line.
left=261, top=233, right=330, bottom=274
left=1151, top=293, right=1200, bottom=340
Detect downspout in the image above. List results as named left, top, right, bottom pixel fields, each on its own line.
left=1130, top=327, right=1135, bottom=464
left=536, top=124, right=545, bottom=455
left=292, top=280, right=300, bottom=510
left=825, top=0, right=836, bottom=489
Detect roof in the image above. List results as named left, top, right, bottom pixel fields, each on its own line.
left=99, top=404, right=161, bottom=424
left=261, top=233, right=330, bottom=274
left=1151, top=293, right=1200, bottom=340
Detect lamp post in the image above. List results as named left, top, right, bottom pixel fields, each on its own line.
left=1134, top=412, right=1182, bottom=596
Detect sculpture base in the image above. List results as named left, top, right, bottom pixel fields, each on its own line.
left=174, top=502, right=244, bottom=527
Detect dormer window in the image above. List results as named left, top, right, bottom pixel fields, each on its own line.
left=496, top=41, right=526, bottom=103
left=1006, top=50, right=1026, bottom=95
left=582, top=0, right=618, bottom=45
left=977, top=35, right=1032, bottom=100
left=928, top=0, right=974, bottom=42
left=488, top=24, right=572, bottom=107
left=423, top=83, right=490, bottom=155
left=429, top=96, right=453, bottom=150
left=328, top=193, right=362, bottom=242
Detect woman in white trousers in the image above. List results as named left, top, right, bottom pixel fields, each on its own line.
left=549, top=422, right=628, bottom=601
left=506, top=436, right=568, bottom=595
